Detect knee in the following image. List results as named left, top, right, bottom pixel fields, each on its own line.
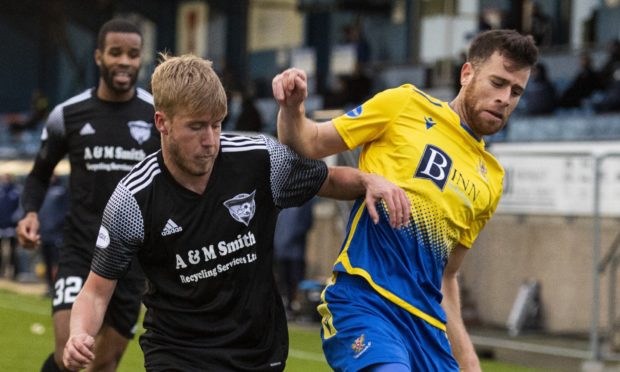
left=89, top=351, right=122, bottom=372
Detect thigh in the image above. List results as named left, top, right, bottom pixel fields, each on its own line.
left=51, top=256, right=89, bottom=312
left=90, top=324, right=130, bottom=370
left=319, top=276, right=410, bottom=371
left=105, top=259, right=145, bottom=339
left=320, top=274, right=459, bottom=372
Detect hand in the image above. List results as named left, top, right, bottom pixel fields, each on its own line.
left=363, top=174, right=411, bottom=228
left=272, top=68, right=308, bottom=109
left=63, top=333, right=95, bottom=371
left=16, top=212, right=41, bottom=249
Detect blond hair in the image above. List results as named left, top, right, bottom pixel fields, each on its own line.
left=151, top=53, right=227, bottom=119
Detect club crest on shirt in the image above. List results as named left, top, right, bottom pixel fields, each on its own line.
left=223, top=190, right=256, bottom=226
left=128, top=120, right=152, bottom=145
left=478, top=158, right=488, bottom=181
left=351, top=334, right=371, bottom=358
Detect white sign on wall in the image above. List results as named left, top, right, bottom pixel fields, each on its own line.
left=492, top=142, right=620, bottom=217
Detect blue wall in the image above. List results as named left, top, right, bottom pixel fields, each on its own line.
left=0, top=18, right=38, bottom=112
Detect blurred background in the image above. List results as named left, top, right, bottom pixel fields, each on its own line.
left=2, top=1, right=620, bottom=370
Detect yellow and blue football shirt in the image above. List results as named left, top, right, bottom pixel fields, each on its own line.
left=327, top=84, right=504, bottom=331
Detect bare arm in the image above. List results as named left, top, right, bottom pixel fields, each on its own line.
left=442, top=244, right=481, bottom=371
left=273, top=68, right=348, bottom=159
left=318, top=167, right=410, bottom=228
left=63, top=272, right=117, bottom=371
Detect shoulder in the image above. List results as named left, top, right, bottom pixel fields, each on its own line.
left=367, top=84, right=427, bottom=111
left=220, top=132, right=269, bottom=154
left=45, top=89, right=94, bottom=134
left=48, top=89, right=94, bottom=119
left=119, top=151, right=162, bottom=196
left=59, top=88, right=94, bottom=109
left=136, top=88, right=154, bottom=106
left=482, top=150, right=505, bottom=192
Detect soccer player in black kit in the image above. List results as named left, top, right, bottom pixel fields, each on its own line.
left=62, top=54, right=410, bottom=371
left=16, top=19, right=160, bottom=371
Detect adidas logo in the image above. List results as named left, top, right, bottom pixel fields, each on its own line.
left=161, top=219, right=183, bottom=236
left=80, top=123, right=96, bottom=135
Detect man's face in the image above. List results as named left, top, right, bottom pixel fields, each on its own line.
left=95, top=32, right=142, bottom=95
left=157, top=109, right=223, bottom=179
left=460, top=51, right=531, bottom=136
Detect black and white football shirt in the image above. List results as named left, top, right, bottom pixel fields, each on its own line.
left=22, top=87, right=159, bottom=260
left=92, top=133, right=328, bottom=370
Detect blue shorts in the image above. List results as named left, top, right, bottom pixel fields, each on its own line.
left=319, top=273, right=459, bottom=372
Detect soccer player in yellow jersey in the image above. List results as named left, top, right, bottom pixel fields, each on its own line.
left=273, top=30, right=538, bottom=371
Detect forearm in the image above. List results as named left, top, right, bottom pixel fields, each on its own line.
left=22, top=172, right=51, bottom=213
left=317, top=166, right=366, bottom=200
left=70, top=274, right=115, bottom=338
left=442, top=274, right=480, bottom=370
left=277, top=106, right=321, bottom=159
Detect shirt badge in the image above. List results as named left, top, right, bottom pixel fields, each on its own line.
left=351, top=334, right=371, bottom=358
left=223, top=190, right=257, bottom=226
left=128, top=120, right=152, bottom=145
left=478, top=159, right=488, bottom=181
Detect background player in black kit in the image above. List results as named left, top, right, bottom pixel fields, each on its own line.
left=16, top=19, right=160, bottom=372
left=62, top=54, right=410, bottom=372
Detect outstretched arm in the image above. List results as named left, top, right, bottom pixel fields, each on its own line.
left=63, top=272, right=117, bottom=371
left=273, top=68, right=348, bottom=159
left=442, top=245, right=481, bottom=371
left=318, top=166, right=410, bottom=228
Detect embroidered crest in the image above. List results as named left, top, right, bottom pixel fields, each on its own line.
left=223, top=190, right=257, bottom=226
left=351, top=334, right=366, bottom=353
left=351, top=333, right=371, bottom=358
left=128, top=120, right=152, bottom=145
left=478, top=158, right=488, bottom=180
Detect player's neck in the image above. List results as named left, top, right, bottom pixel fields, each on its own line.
left=162, top=151, right=211, bottom=195
left=448, top=97, right=466, bottom=123
left=96, top=82, right=135, bottom=102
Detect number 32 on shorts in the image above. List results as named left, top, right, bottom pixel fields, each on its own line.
left=52, top=276, right=84, bottom=306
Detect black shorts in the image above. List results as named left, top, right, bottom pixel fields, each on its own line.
left=52, top=250, right=145, bottom=339
left=139, top=331, right=287, bottom=372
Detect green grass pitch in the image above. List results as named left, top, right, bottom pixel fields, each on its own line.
left=0, top=289, right=547, bottom=371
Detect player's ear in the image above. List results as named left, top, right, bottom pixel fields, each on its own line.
left=155, top=111, right=169, bottom=135
left=94, top=49, right=102, bottom=67
left=461, top=62, right=474, bottom=86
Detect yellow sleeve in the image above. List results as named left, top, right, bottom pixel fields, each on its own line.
left=333, top=85, right=413, bottom=150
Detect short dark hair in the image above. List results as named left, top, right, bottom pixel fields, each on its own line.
left=97, top=18, right=142, bottom=51
left=468, top=29, right=538, bottom=69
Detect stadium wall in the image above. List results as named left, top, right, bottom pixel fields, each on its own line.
left=462, top=214, right=619, bottom=334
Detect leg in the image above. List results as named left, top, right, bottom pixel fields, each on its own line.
left=87, top=324, right=130, bottom=372
left=288, top=259, right=305, bottom=311
left=50, top=309, right=70, bottom=371
left=49, top=310, right=131, bottom=372
left=319, top=274, right=410, bottom=371
left=47, top=260, right=88, bottom=371
left=84, top=257, right=143, bottom=370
